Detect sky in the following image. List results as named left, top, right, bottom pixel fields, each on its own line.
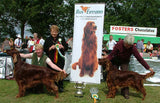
left=15, top=24, right=33, bottom=38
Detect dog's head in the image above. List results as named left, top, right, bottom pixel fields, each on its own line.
left=84, top=21, right=97, bottom=35
left=98, top=58, right=112, bottom=71
left=6, top=49, right=20, bottom=64
left=55, top=71, right=70, bottom=82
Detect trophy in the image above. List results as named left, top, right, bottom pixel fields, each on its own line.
left=74, top=82, right=86, bottom=97
left=90, top=87, right=99, bottom=103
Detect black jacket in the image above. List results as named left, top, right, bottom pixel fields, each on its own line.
left=43, top=35, right=68, bottom=69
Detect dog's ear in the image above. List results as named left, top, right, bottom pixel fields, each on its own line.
left=84, top=22, right=92, bottom=35
left=84, top=26, right=90, bottom=35
left=98, top=58, right=106, bottom=65
left=60, top=71, right=66, bottom=81
left=55, top=71, right=65, bottom=82
left=13, top=54, right=18, bottom=63
left=55, top=72, right=61, bottom=82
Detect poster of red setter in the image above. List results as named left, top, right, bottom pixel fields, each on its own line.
left=72, top=21, right=98, bottom=77
left=71, top=4, right=105, bottom=84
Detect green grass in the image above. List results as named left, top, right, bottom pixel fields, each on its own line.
left=0, top=80, right=160, bottom=103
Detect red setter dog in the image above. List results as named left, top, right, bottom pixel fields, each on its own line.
left=98, top=58, right=155, bottom=100
left=72, top=21, right=98, bottom=77
left=6, top=49, right=68, bottom=98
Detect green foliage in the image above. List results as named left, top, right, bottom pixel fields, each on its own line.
left=0, top=0, right=160, bottom=41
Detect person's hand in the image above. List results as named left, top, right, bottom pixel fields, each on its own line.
left=62, top=70, right=66, bottom=74
left=149, top=68, right=154, bottom=73
left=49, top=45, right=56, bottom=51
left=59, top=44, right=64, bottom=49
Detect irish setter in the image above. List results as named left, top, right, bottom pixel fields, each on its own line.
left=6, top=49, right=68, bottom=98
left=98, top=58, right=155, bottom=100
left=72, top=21, right=98, bottom=77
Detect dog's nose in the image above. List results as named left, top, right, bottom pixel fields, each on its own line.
left=94, top=26, right=97, bottom=30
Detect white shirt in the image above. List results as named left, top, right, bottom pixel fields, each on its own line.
left=27, top=40, right=34, bottom=48
left=107, top=40, right=117, bottom=50
left=14, top=38, right=22, bottom=47
left=39, top=39, right=45, bottom=46
left=146, top=44, right=153, bottom=50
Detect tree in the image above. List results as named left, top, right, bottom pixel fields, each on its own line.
left=0, top=0, right=160, bottom=42
left=0, top=0, right=17, bottom=41
left=129, top=0, right=160, bottom=36
left=28, top=0, right=75, bottom=38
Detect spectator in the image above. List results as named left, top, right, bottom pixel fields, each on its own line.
left=106, top=35, right=117, bottom=54
left=22, top=36, right=29, bottom=49
left=136, top=39, right=144, bottom=52
left=14, top=34, right=22, bottom=49
left=9, top=38, right=14, bottom=49
left=2, top=38, right=10, bottom=52
left=39, top=36, right=45, bottom=46
left=32, top=33, right=40, bottom=52
left=152, top=50, right=158, bottom=57
left=146, top=41, right=153, bottom=53
left=27, top=36, right=34, bottom=53
left=118, top=38, right=122, bottom=41
left=44, top=25, right=68, bottom=92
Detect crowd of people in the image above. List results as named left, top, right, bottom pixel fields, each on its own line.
left=135, top=39, right=160, bottom=59
left=103, top=35, right=160, bottom=60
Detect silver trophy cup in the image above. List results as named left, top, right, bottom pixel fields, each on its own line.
left=74, top=82, right=85, bottom=97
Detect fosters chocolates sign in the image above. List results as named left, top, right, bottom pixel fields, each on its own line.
left=110, top=25, right=157, bottom=37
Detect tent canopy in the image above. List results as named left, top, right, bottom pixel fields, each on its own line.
left=103, top=34, right=160, bottom=44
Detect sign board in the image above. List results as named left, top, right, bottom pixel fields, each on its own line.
left=71, top=3, right=105, bottom=84
left=110, top=25, right=157, bottom=37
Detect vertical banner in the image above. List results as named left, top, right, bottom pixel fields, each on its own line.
left=71, top=3, right=105, bottom=84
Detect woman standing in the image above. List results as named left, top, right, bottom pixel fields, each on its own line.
left=44, top=25, right=68, bottom=92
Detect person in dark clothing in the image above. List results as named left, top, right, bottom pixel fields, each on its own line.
left=107, top=34, right=154, bottom=99
left=43, top=25, right=68, bottom=92
left=22, top=36, right=29, bottom=49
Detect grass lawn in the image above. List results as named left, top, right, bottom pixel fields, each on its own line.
left=0, top=79, right=160, bottom=103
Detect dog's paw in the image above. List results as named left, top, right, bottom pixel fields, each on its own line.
left=16, top=94, right=20, bottom=98
left=89, top=73, right=94, bottom=77
left=79, top=73, right=84, bottom=77
left=72, top=63, right=77, bottom=70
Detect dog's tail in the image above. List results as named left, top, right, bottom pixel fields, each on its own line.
left=143, top=72, right=155, bottom=79
left=72, top=62, right=78, bottom=70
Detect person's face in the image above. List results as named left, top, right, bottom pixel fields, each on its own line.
left=34, top=33, right=38, bottom=39
left=51, top=29, right=58, bottom=38
left=25, top=36, right=28, bottom=39
left=35, top=48, right=43, bottom=57
left=110, top=36, right=113, bottom=40
left=124, top=42, right=132, bottom=49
